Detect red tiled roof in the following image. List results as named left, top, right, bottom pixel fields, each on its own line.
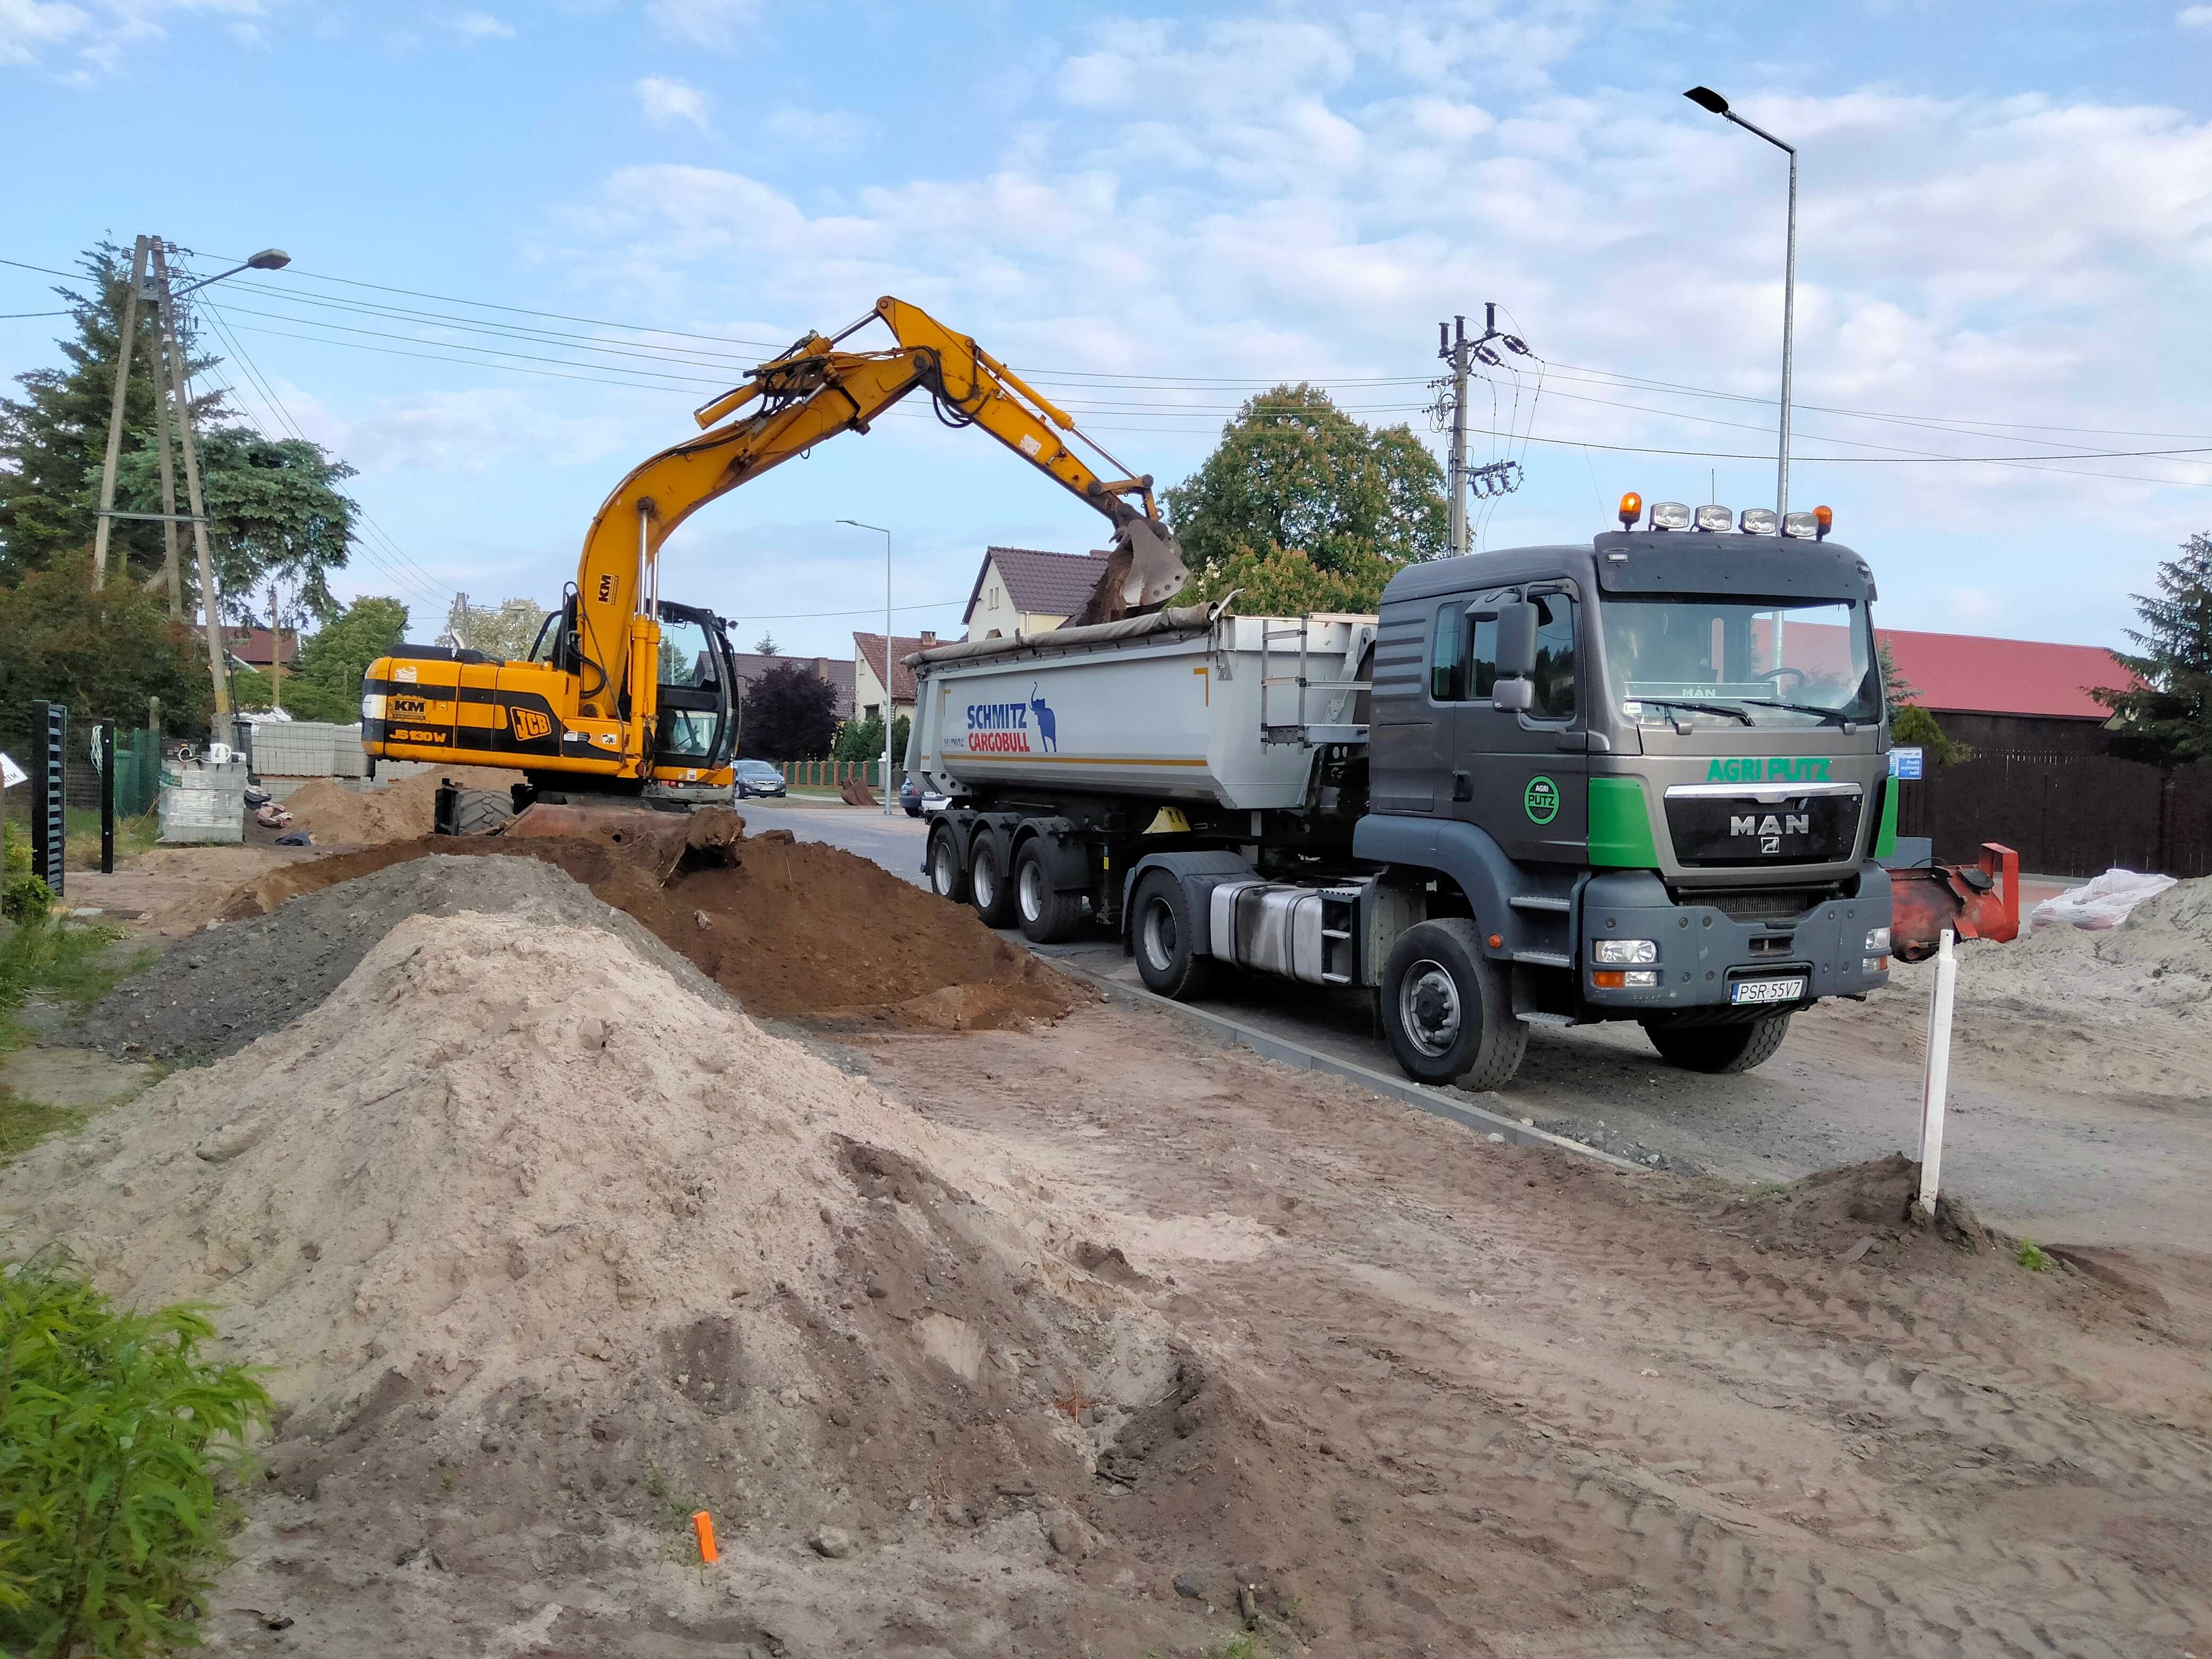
left=221, top=626, right=299, bottom=667
left=961, top=546, right=1110, bottom=627
left=852, top=631, right=938, bottom=706
left=1878, top=627, right=2129, bottom=719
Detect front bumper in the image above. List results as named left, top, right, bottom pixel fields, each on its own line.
left=1577, top=865, right=1891, bottom=1016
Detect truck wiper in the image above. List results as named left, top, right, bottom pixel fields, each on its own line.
left=1730, top=697, right=1857, bottom=726
left=1630, top=697, right=1755, bottom=727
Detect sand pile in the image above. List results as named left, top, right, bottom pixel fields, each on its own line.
left=211, top=826, right=1080, bottom=1030
left=3, top=908, right=1189, bottom=1655
left=280, top=766, right=515, bottom=845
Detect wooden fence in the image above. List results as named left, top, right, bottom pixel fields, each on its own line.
left=777, top=759, right=886, bottom=789
left=1897, top=753, right=2212, bottom=878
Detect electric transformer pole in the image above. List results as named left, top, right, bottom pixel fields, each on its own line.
left=1430, top=304, right=1534, bottom=558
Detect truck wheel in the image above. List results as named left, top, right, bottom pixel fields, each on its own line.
left=927, top=824, right=968, bottom=904
left=1381, top=919, right=1526, bottom=1090
left=968, top=835, right=1019, bottom=928
left=1015, top=842, right=1084, bottom=944
left=1131, top=869, right=1214, bottom=1000
left=1644, top=1012, right=1792, bottom=1074
left=446, top=788, right=513, bottom=837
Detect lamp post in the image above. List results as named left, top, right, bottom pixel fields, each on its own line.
left=837, top=518, right=895, bottom=815
left=1685, top=87, right=1796, bottom=522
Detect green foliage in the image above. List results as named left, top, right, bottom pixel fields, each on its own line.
left=752, top=632, right=779, bottom=656
left=1877, top=639, right=1918, bottom=720
left=0, top=553, right=213, bottom=760
left=0, top=243, right=229, bottom=586
left=0, top=1252, right=271, bottom=1657
left=2016, top=1238, right=2051, bottom=1273
left=279, top=596, right=409, bottom=723
left=229, top=667, right=274, bottom=711
left=2096, top=531, right=2212, bottom=766
left=453, top=596, right=549, bottom=664
left=108, top=428, right=358, bottom=624
left=1888, top=703, right=1968, bottom=765
left=1179, top=539, right=1405, bottom=616
left=1166, top=383, right=1447, bottom=578
left=1206, top=1634, right=1266, bottom=1659
left=2, top=823, right=53, bottom=926
left=0, top=917, right=134, bottom=1023
left=834, top=713, right=910, bottom=767
left=742, top=661, right=839, bottom=760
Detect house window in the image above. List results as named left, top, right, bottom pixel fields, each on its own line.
left=988, top=585, right=1000, bottom=611
left=864, top=703, right=881, bottom=721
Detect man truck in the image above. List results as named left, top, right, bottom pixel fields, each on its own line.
left=907, top=495, right=1897, bottom=1091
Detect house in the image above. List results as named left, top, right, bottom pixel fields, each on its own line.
left=219, top=625, right=299, bottom=673
left=852, top=631, right=939, bottom=724
left=1880, top=628, right=2129, bottom=756
left=962, top=546, right=1110, bottom=641
left=728, top=652, right=854, bottom=722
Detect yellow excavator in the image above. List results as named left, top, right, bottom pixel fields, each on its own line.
left=359, top=296, right=1189, bottom=823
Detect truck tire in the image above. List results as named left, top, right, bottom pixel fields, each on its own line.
left=927, top=824, right=969, bottom=904
left=1131, top=869, right=1215, bottom=1000
left=1014, top=841, right=1084, bottom=944
left=1381, top=919, right=1526, bottom=1091
left=446, top=788, right=513, bottom=838
left=1644, top=1012, right=1792, bottom=1074
left=968, top=835, right=1019, bottom=928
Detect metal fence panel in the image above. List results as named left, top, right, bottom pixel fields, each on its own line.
left=1898, top=753, right=2208, bottom=878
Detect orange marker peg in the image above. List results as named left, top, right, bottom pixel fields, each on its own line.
left=692, top=1510, right=718, bottom=1564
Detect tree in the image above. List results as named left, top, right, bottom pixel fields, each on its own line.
left=449, top=596, right=549, bottom=663
left=1165, top=383, right=1447, bottom=576
left=281, top=597, right=410, bottom=723
left=752, top=631, right=780, bottom=656
left=1877, top=639, right=1918, bottom=720
left=0, top=242, right=228, bottom=586
left=0, top=552, right=213, bottom=757
left=835, top=712, right=911, bottom=768
left=2096, top=532, right=2212, bottom=766
left=742, top=661, right=837, bottom=760
left=1178, top=540, right=1407, bottom=615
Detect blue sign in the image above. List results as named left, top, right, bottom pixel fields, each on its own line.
left=1890, top=746, right=1924, bottom=780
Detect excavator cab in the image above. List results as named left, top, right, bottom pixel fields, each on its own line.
left=645, top=600, right=741, bottom=803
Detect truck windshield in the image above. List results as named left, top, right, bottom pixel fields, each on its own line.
left=1600, top=596, right=1879, bottom=730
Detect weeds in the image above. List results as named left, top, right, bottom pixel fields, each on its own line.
left=0, top=1250, right=271, bottom=1658
left=2017, top=1238, right=2052, bottom=1273
left=2, top=822, right=51, bottom=926
left=1206, top=1633, right=1266, bottom=1659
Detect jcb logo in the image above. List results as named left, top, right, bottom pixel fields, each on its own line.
left=391, top=694, right=428, bottom=719
left=510, top=707, right=552, bottom=742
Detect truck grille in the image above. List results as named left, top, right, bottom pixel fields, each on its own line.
left=1664, top=790, right=1861, bottom=868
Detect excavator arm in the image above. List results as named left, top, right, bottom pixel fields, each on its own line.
left=565, top=296, right=1188, bottom=752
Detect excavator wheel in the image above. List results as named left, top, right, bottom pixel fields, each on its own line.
left=445, top=788, right=514, bottom=838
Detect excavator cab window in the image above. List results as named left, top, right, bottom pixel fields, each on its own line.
left=652, top=601, right=737, bottom=770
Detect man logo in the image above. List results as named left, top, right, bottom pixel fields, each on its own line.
left=511, top=707, right=552, bottom=742
left=1730, top=814, right=1811, bottom=838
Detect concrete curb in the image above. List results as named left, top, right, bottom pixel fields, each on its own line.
left=1052, top=962, right=1648, bottom=1176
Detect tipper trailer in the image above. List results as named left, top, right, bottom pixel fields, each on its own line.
left=908, top=502, right=1898, bottom=1090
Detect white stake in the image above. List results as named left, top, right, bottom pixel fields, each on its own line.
left=1917, top=928, right=1957, bottom=1216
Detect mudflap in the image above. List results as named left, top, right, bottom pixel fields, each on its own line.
left=503, top=801, right=745, bottom=883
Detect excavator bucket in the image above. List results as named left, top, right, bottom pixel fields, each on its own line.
left=504, top=801, right=744, bottom=884
left=1073, top=519, right=1192, bottom=626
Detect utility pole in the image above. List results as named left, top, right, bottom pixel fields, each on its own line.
left=267, top=581, right=284, bottom=711
left=147, top=273, right=186, bottom=618
left=90, top=236, right=149, bottom=590
left=1431, top=304, right=1532, bottom=557
left=149, top=241, right=233, bottom=731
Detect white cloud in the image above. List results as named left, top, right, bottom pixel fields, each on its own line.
left=635, top=73, right=709, bottom=131
left=289, top=386, right=631, bottom=477
left=0, top=0, right=90, bottom=66
left=2177, top=4, right=2212, bottom=25
left=763, top=104, right=875, bottom=153
left=2, top=0, right=272, bottom=73
left=646, top=0, right=754, bottom=47
left=442, top=10, right=513, bottom=43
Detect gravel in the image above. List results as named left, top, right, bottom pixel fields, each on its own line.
left=80, top=854, right=733, bottom=1065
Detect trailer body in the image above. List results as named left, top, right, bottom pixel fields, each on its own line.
left=909, top=527, right=1897, bottom=1088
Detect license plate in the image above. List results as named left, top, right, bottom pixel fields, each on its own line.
left=1730, top=976, right=1806, bottom=1006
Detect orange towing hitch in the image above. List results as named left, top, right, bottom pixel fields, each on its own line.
left=1889, top=842, right=2021, bottom=963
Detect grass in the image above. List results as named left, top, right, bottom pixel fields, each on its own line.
left=2017, top=1238, right=2052, bottom=1273
left=62, top=808, right=161, bottom=873
left=0, top=916, right=152, bottom=1167
left=1207, top=1634, right=1266, bottom=1659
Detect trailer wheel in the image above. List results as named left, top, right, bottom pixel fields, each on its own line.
left=1643, top=1011, right=1792, bottom=1074
left=1381, top=920, right=1526, bottom=1090
left=1014, top=842, right=1084, bottom=944
left=1131, top=870, right=1214, bottom=1000
left=968, top=835, right=1019, bottom=928
left=927, top=824, right=969, bottom=904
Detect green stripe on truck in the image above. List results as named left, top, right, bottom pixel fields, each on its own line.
left=1874, top=774, right=1898, bottom=860
left=1589, top=776, right=1659, bottom=868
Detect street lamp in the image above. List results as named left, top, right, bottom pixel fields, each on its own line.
left=836, top=518, right=895, bottom=816
left=172, top=247, right=291, bottom=297
left=1685, top=86, right=1796, bottom=521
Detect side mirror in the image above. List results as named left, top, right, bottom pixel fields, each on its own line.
left=1492, top=677, right=1535, bottom=714
left=1495, top=601, right=1539, bottom=680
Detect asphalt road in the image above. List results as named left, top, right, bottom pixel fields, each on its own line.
left=735, top=798, right=2211, bottom=1249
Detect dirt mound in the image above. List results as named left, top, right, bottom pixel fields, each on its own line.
left=213, top=826, right=1080, bottom=1030
left=1725, top=1152, right=1989, bottom=1259
left=279, top=767, right=516, bottom=846
left=2, top=912, right=1208, bottom=1656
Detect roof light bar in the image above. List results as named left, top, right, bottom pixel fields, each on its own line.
left=1738, top=507, right=1778, bottom=535
left=1693, top=504, right=1732, bottom=532
left=1649, top=500, right=1691, bottom=531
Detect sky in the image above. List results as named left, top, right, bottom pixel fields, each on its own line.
left=4, top=0, right=2211, bottom=661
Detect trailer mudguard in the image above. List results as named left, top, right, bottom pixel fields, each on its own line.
left=1353, top=815, right=1529, bottom=960
left=1012, top=816, right=1091, bottom=893
left=1121, top=849, right=1258, bottom=957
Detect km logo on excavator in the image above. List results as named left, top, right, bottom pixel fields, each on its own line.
left=510, top=708, right=553, bottom=742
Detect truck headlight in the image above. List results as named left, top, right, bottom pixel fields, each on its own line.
left=1622, top=969, right=1658, bottom=988
left=1594, top=939, right=1657, bottom=965
left=1864, top=927, right=1889, bottom=952
left=1863, top=956, right=1890, bottom=975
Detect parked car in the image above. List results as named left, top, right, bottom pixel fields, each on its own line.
left=899, top=771, right=949, bottom=819
left=734, top=758, right=787, bottom=799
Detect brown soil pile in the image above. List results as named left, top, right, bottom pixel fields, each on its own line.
left=217, top=826, right=1080, bottom=1030
left=279, top=766, right=516, bottom=845
left=1, top=912, right=1204, bottom=1656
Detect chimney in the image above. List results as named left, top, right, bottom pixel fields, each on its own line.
left=919, top=630, right=938, bottom=648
